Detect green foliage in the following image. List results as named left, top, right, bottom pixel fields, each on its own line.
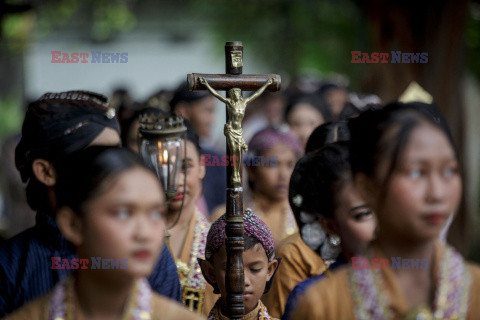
left=0, top=96, right=23, bottom=141
left=187, top=0, right=369, bottom=88
left=466, top=3, right=480, bottom=80
left=27, top=0, right=136, bottom=42
left=35, top=0, right=79, bottom=37
left=2, top=12, right=35, bottom=53
left=1, top=0, right=138, bottom=53
left=90, top=0, right=137, bottom=42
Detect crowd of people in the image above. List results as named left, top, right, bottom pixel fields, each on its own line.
left=0, top=77, right=478, bottom=319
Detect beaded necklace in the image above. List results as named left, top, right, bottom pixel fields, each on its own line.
left=47, top=276, right=152, bottom=320
left=349, top=244, right=471, bottom=320
left=175, top=209, right=209, bottom=289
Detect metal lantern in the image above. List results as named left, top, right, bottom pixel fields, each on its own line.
left=138, top=113, right=187, bottom=199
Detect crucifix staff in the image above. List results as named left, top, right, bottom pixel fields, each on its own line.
left=188, top=41, right=281, bottom=319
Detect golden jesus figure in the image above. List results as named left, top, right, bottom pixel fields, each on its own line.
left=199, top=76, right=274, bottom=187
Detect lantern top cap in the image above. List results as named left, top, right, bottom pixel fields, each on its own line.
left=138, top=113, right=186, bottom=137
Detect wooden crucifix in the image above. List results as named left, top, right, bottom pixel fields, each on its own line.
left=188, top=41, right=281, bottom=319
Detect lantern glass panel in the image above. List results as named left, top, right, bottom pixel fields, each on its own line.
left=140, top=137, right=183, bottom=198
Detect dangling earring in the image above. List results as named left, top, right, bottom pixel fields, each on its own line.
left=320, top=234, right=342, bottom=261
left=329, top=234, right=341, bottom=246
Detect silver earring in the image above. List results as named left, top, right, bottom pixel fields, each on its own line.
left=321, top=234, right=342, bottom=260
left=329, top=234, right=341, bottom=246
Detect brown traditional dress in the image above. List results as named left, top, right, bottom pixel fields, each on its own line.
left=261, top=233, right=327, bottom=318
left=5, top=278, right=204, bottom=320
left=292, top=242, right=480, bottom=320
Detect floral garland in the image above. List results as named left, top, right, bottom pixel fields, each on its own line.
left=175, top=210, right=209, bottom=290
left=47, top=277, right=152, bottom=320
left=207, top=300, right=272, bottom=320
left=349, top=244, right=471, bottom=320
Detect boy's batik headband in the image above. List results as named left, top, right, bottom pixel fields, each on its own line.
left=205, top=209, right=275, bottom=261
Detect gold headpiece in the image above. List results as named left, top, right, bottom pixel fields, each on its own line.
left=398, top=81, right=433, bottom=104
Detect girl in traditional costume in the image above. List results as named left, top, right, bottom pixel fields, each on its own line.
left=165, top=122, right=216, bottom=315
left=293, top=102, right=480, bottom=319
left=284, top=92, right=332, bottom=148
left=6, top=146, right=202, bottom=320
left=243, top=127, right=301, bottom=247
left=211, top=127, right=301, bottom=248
left=199, top=210, right=279, bottom=320
left=246, top=128, right=302, bottom=248
left=265, top=140, right=376, bottom=319
left=0, top=91, right=181, bottom=318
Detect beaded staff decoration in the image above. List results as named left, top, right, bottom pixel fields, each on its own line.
left=175, top=210, right=209, bottom=313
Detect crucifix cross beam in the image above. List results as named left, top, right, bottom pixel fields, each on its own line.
left=188, top=73, right=281, bottom=92
left=187, top=41, right=281, bottom=319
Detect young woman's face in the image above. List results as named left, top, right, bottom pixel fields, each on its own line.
left=249, top=144, right=297, bottom=202
left=80, top=167, right=166, bottom=278
left=374, top=123, right=462, bottom=242
left=325, top=88, right=349, bottom=119
left=168, top=140, right=204, bottom=212
left=287, top=103, right=325, bottom=147
left=211, top=244, right=277, bottom=314
left=332, top=182, right=376, bottom=257
left=188, top=97, right=217, bottom=138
